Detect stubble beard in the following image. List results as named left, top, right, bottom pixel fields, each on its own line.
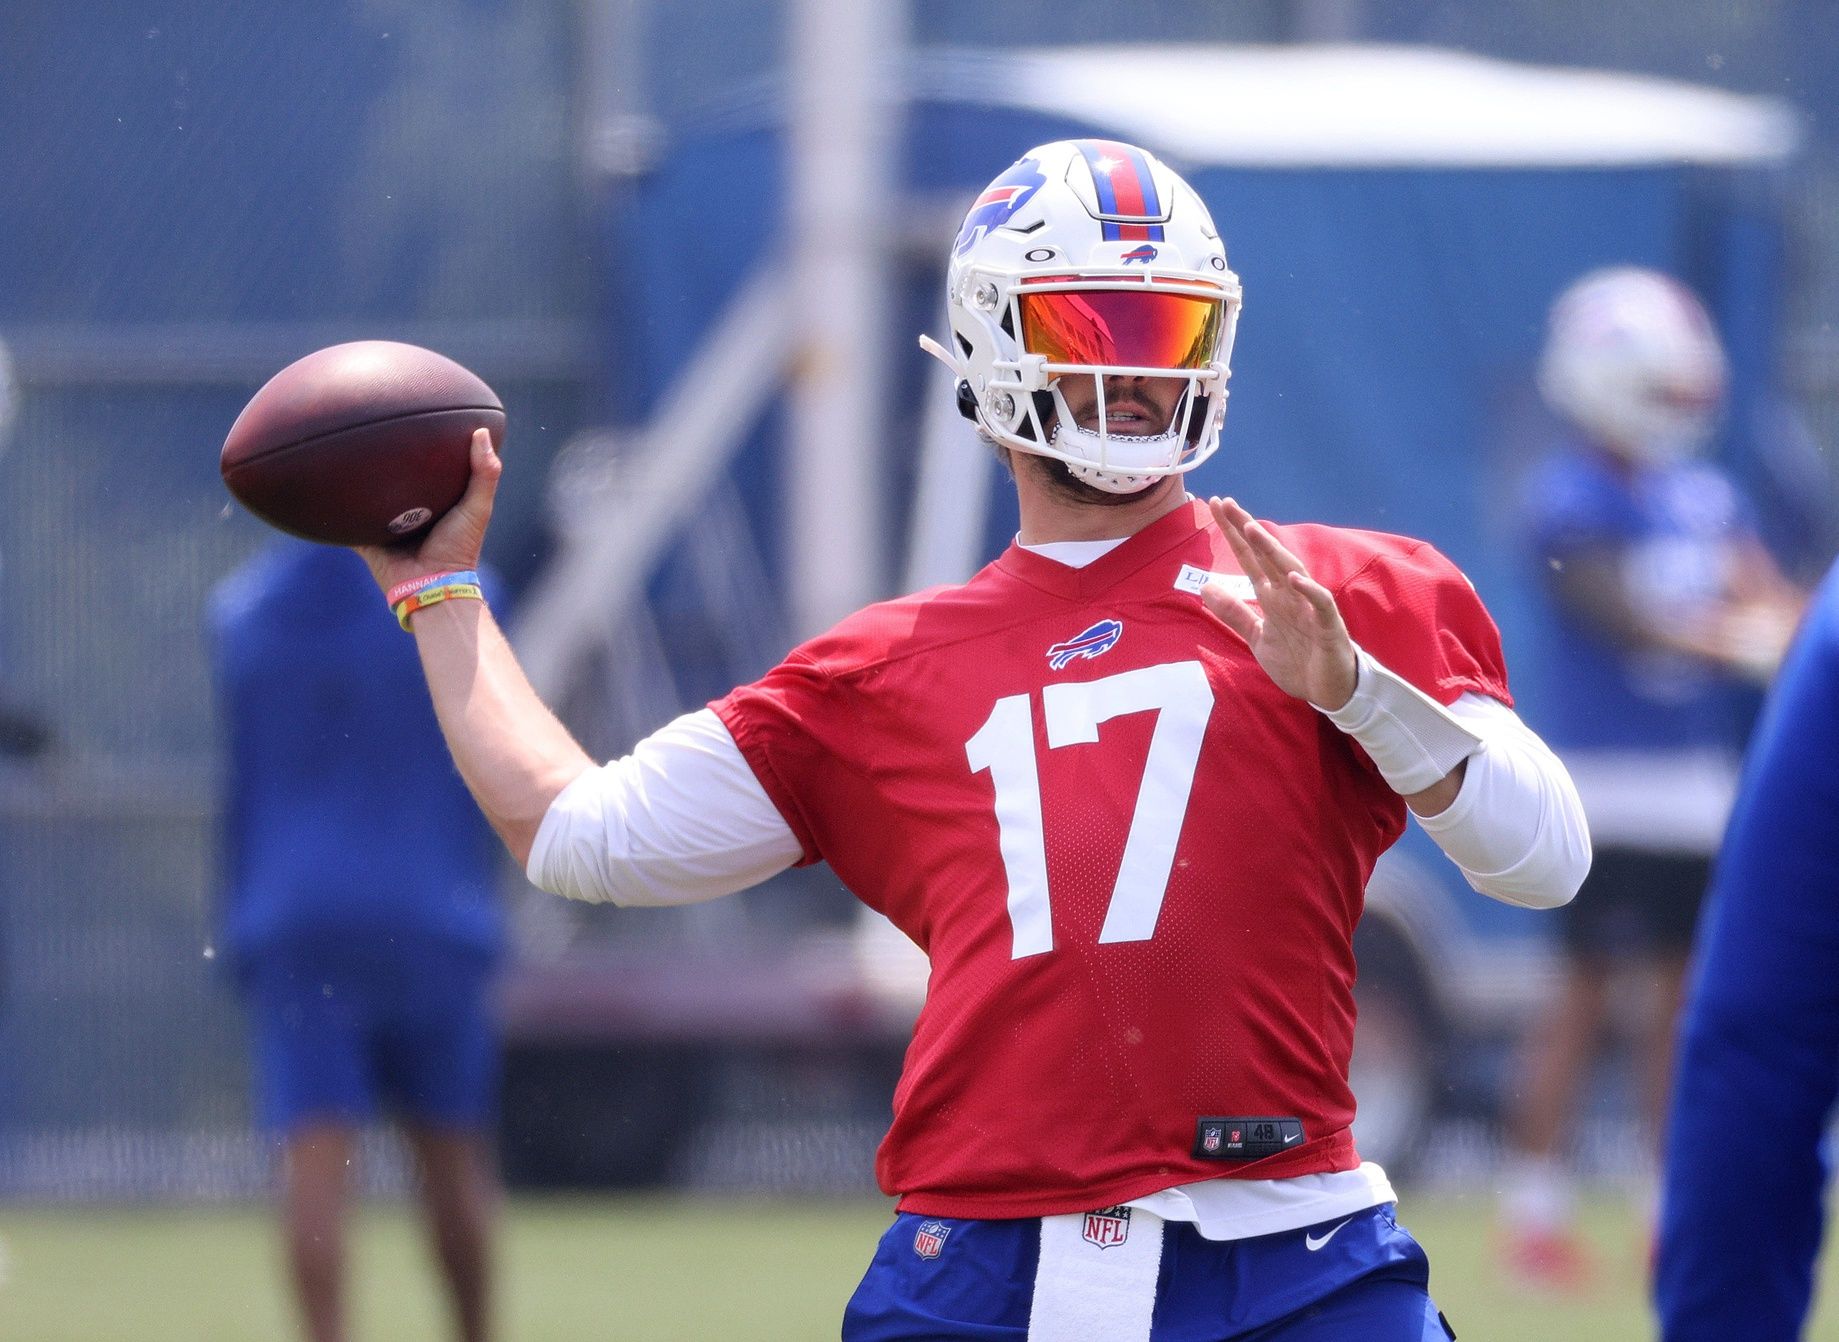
left=1007, top=444, right=1176, bottom=508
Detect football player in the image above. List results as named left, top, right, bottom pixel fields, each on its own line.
left=1656, top=556, right=1839, bottom=1339
left=212, top=543, right=503, bottom=1342
left=1496, top=267, right=1805, bottom=1290
left=361, top=140, right=1590, bottom=1340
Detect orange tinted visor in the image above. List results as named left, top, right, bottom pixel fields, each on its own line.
left=1018, top=287, right=1223, bottom=371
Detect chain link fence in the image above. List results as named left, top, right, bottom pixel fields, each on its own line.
left=2, top=0, right=1833, bottom=1201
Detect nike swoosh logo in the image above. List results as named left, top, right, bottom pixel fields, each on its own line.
left=1304, top=1219, right=1355, bottom=1251
left=1284, top=1132, right=1302, bottom=1144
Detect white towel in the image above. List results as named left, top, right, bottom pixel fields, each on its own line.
left=1027, top=1207, right=1164, bottom=1342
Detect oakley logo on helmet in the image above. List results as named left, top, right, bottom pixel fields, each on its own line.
left=954, top=158, right=1048, bottom=257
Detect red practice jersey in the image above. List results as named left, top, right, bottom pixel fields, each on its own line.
left=711, top=501, right=1509, bottom=1218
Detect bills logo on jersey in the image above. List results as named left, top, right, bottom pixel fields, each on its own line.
left=1082, top=1206, right=1132, bottom=1249
left=913, top=1220, right=951, bottom=1259
left=954, top=158, right=1048, bottom=256
left=1046, top=618, right=1123, bottom=671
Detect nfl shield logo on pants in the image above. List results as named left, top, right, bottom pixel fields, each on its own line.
left=913, top=1220, right=950, bottom=1259
left=1082, top=1206, right=1131, bottom=1249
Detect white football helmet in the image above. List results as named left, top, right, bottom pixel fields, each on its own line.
left=920, top=140, right=1242, bottom=493
left=1538, top=266, right=1727, bottom=465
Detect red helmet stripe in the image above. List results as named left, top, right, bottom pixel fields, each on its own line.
left=1092, top=139, right=1151, bottom=218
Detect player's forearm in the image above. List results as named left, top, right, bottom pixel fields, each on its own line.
left=1413, top=697, right=1591, bottom=908
left=1320, top=647, right=1589, bottom=907
left=1401, top=760, right=1466, bottom=817
left=406, top=596, right=592, bottom=867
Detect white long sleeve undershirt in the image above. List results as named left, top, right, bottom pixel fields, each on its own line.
left=1322, top=643, right=1590, bottom=909
left=527, top=707, right=803, bottom=908
left=526, top=675, right=1588, bottom=914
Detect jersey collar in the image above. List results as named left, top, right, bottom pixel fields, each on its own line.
left=994, top=499, right=1214, bottom=602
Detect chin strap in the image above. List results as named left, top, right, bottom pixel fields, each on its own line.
left=1052, top=420, right=1179, bottom=494
left=918, top=333, right=960, bottom=376
left=919, top=335, right=982, bottom=424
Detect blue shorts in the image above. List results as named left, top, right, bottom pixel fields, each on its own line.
left=843, top=1203, right=1454, bottom=1341
left=242, top=939, right=500, bottom=1134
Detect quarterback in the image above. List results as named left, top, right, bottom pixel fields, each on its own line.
left=360, top=140, right=1590, bottom=1340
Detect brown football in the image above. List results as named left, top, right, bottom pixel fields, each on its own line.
left=220, top=340, right=504, bottom=547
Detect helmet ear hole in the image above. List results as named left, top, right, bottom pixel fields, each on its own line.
left=1027, top=390, right=1056, bottom=443
left=955, top=380, right=979, bottom=422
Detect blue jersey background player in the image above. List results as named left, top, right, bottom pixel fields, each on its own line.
left=210, top=540, right=504, bottom=1342
left=1496, top=267, right=1805, bottom=1288
left=1655, top=558, right=1839, bottom=1339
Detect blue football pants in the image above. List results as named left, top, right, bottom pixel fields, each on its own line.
left=843, top=1202, right=1454, bottom=1341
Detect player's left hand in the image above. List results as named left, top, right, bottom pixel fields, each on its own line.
left=1201, top=496, right=1358, bottom=711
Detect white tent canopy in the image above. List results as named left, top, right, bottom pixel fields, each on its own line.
left=950, top=43, right=1798, bottom=167
left=898, top=43, right=1800, bottom=593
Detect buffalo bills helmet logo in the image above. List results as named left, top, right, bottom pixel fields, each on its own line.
left=1120, top=244, right=1158, bottom=264
left=954, top=158, right=1048, bottom=256
left=1046, top=619, right=1123, bottom=671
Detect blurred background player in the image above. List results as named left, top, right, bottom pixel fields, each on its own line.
left=1497, top=266, right=1806, bottom=1288
left=210, top=541, right=505, bottom=1342
left=1654, top=556, right=1839, bottom=1341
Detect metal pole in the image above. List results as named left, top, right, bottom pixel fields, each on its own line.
left=784, top=0, right=906, bottom=637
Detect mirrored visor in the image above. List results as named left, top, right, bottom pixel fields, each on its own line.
left=1018, top=287, right=1223, bottom=371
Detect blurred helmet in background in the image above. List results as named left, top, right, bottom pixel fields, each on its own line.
left=1538, top=266, right=1728, bottom=466
left=921, top=139, right=1242, bottom=493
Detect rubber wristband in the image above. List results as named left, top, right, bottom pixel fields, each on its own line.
left=386, top=569, right=479, bottom=608
left=393, top=581, right=483, bottom=631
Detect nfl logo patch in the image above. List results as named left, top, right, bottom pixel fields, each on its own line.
left=913, top=1220, right=950, bottom=1259
left=1082, top=1205, right=1131, bottom=1249
left=1202, top=1125, right=1222, bottom=1153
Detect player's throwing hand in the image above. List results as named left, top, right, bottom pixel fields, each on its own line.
left=1201, top=496, right=1358, bottom=711
left=358, top=428, right=502, bottom=594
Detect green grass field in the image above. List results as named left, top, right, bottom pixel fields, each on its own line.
left=1, top=1191, right=1834, bottom=1340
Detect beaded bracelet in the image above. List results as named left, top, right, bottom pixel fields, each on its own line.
left=387, top=570, right=483, bottom=631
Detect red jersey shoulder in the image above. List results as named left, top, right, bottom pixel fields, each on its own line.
left=782, top=561, right=1034, bottom=680
left=1263, top=521, right=1510, bottom=708
left=1260, top=521, right=1461, bottom=590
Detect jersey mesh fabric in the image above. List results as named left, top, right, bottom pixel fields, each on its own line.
left=712, top=501, right=1507, bottom=1218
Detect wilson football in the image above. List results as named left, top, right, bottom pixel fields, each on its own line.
left=220, top=340, right=504, bottom=547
